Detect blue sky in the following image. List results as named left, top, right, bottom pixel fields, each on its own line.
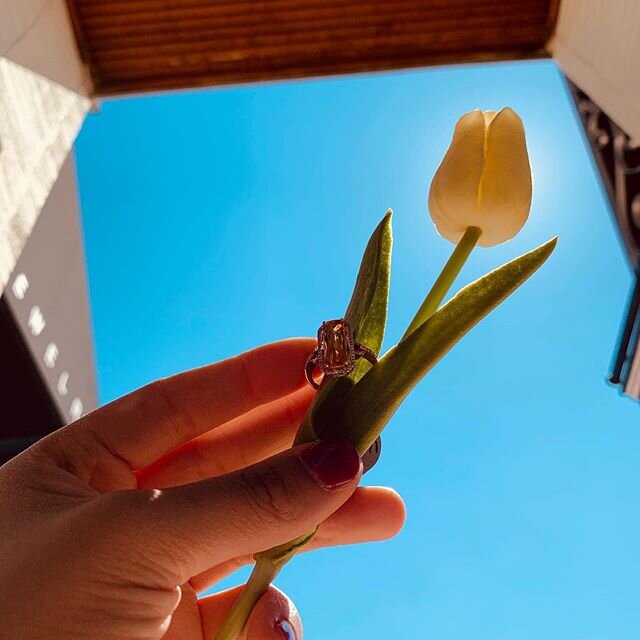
left=75, top=60, right=640, bottom=640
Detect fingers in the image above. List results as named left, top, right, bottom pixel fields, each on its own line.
left=137, top=386, right=315, bottom=489
left=190, top=486, right=406, bottom=592
left=199, top=585, right=302, bottom=640
left=313, top=485, right=406, bottom=546
left=66, top=338, right=316, bottom=470
left=157, top=584, right=202, bottom=640
left=115, top=441, right=362, bottom=582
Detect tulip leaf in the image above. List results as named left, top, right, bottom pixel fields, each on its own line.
left=322, top=237, right=557, bottom=453
left=294, top=210, right=393, bottom=445
left=345, top=208, right=393, bottom=377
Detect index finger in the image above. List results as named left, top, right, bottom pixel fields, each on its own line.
left=67, top=338, right=316, bottom=470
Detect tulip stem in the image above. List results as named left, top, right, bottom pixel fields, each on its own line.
left=402, top=226, right=482, bottom=341
left=213, top=559, right=281, bottom=640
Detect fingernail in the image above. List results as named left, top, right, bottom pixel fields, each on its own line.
left=299, top=440, right=361, bottom=491
left=275, top=619, right=297, bottom=640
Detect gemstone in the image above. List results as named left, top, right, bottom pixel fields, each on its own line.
left=317, top=319, right=355, bottom=376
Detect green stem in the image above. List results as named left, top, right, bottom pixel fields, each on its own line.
left=213, top=559, right=281, bottom=640
left=401, top=226, right=482, bottom=341
left=213, top=529, right=316, bottom=640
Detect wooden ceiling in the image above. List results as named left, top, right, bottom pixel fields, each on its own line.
left=66, top=0, right=560, bottom=96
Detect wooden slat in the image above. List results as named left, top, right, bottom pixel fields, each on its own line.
left=83, top=4, right=546, bottom=44
left=89, top=16, right=547, bottom=64
left=75, top=0, right=529, bottom=20
left=77, top=0, right=536, bottom=29
left=65, top=0, right=558, bottom=96
left=98, top=48, right=550, bottom=95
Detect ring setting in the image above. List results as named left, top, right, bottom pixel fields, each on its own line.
left=304, top=318, right=377, bottom=390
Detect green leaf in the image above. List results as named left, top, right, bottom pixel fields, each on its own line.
left=326, top=237, right=557, bottom=453
left=345, top=208, right=393, bottom=378
left=294, top=210, right=393, bottom=445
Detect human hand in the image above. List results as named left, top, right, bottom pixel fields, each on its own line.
left=0, top=339, right=405, bottom=639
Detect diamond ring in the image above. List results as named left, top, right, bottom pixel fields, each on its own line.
left=304, top=318, right=377, bottom=390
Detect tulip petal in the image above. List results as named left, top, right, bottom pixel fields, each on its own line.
left=477, top=107, right=532, bottom=246
left=429, top=110, right=486, bottom=243
left=482, top=110, right=498, bottom=126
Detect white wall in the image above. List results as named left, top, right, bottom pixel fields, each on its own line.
left=1, top=0, right=91, bottom=93
left=5, top=155, right=97, bottom=421
left=551, top=0, right=640, bottom=142
left=0, top=0, right=91, bottom=294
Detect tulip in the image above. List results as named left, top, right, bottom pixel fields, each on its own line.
left=429, top=107, right=532, bottom=247
left=403, top=107, right=533, bottom=339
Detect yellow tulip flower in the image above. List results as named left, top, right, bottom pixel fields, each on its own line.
left=429, top=108, right=532, bottom=247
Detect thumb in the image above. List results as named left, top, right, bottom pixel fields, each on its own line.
left=110, top=440, right=362, bottom=581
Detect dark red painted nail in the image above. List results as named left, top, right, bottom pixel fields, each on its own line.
left=299, top=440, right=361, bottom=491
left=275, top=619, right=297, bottom=640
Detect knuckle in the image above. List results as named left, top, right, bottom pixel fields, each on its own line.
left=91, top=491, right=181, bottom=582
left=239, top=463, right=299, bottom=524
left=92, top=490, right=139, bottom=537
left=142, top=379, right=192, bottom=443
left=94, top=489, right=159, bottom=538
left=96, top=489, right=132, bottom=522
